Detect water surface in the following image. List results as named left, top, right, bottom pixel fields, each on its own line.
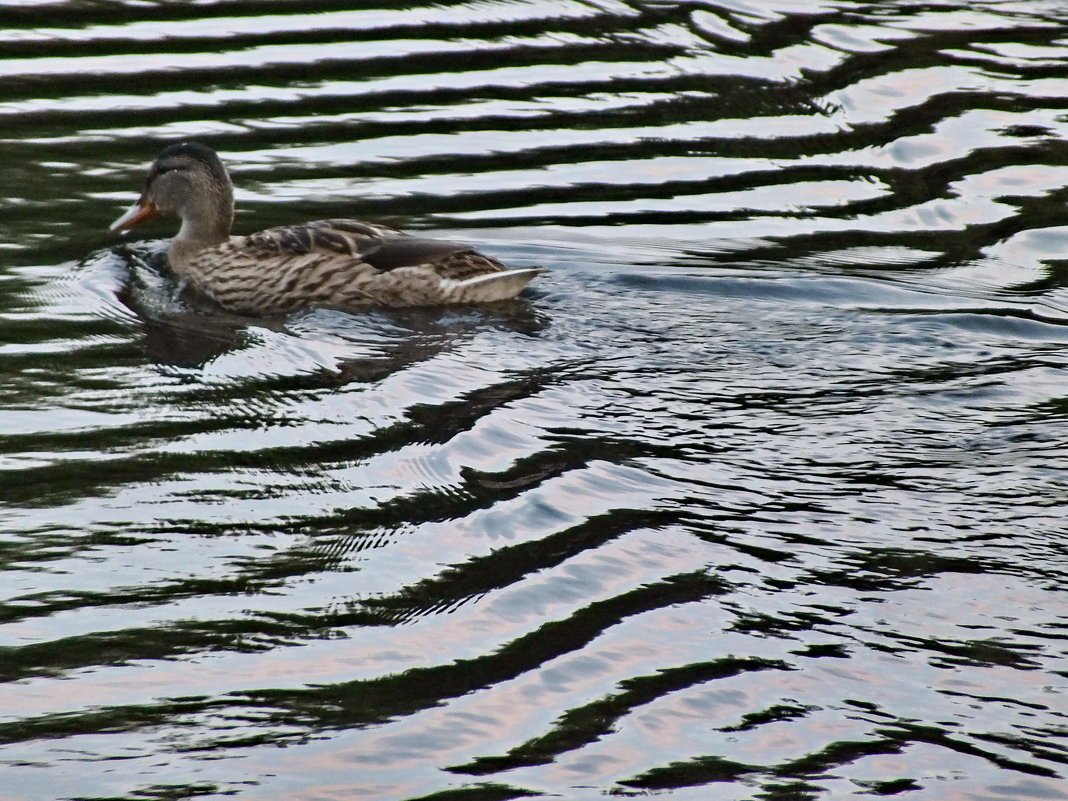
left=2, top=1, right=1068, bottom=799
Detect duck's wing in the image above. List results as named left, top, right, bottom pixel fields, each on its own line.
left=243, top=219, right=504, bottom=276
left=200, top=219, right=540, bottom=313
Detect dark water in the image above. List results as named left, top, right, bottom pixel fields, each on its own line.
left=2, top=1, right=1068, bottom=799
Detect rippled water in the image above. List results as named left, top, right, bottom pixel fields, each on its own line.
left=3, top=1, right=1068, bottom=799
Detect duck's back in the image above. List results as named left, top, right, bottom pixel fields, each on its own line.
left=177, top=219, right=541, bottom=314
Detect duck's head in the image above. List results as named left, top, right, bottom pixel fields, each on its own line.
left=110, top=142, right=234, bottom=236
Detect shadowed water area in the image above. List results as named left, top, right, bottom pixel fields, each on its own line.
left=2, top=1, right=1068, bottom=799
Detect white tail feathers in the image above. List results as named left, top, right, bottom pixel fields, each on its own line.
left=445, top=267, right=546, bottom=303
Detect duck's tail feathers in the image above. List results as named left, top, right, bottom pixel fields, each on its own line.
left=447, top=267, right=546, bottom=303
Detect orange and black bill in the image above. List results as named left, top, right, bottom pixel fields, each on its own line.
left=109, top=198, right=157, bottom=232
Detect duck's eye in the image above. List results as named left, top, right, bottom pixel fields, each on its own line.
left=154, top=163, right=186, bottom=179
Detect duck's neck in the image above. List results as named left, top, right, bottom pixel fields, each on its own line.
left=168, top=191, right=234, bottom=273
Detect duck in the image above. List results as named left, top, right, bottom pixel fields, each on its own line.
left=110, top=142, right=544, bottom=315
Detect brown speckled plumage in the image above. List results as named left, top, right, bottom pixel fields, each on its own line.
left=110, top=143, right=544, bottom=315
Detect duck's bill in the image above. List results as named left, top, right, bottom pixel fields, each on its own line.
left=109, top=199, right=157, bottom=232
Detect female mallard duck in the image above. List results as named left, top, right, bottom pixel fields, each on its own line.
left=110, top=142, right=544, bottom=315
